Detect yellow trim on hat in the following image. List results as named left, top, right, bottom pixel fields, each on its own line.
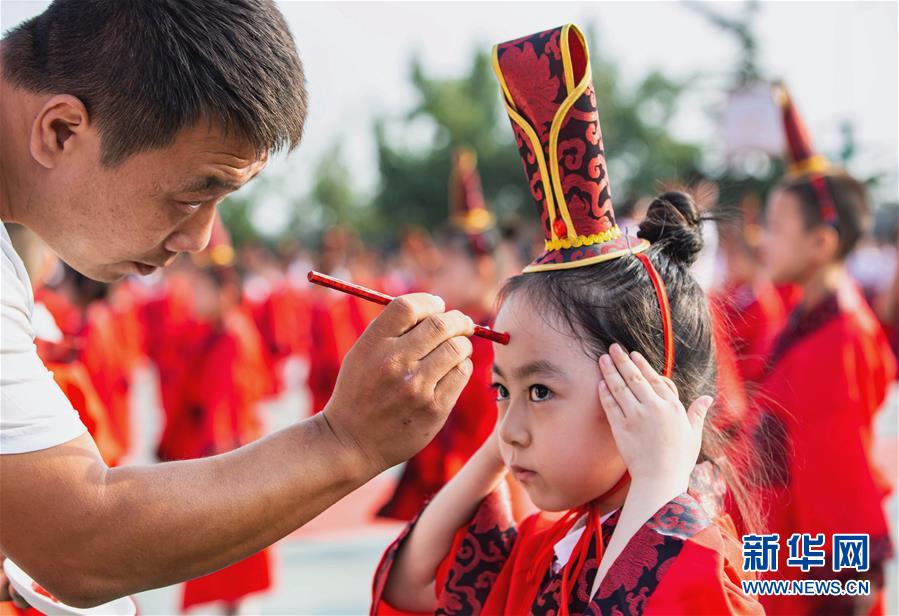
left=451, top=208, right=496, bottom=233
left=522, top=237, right=651, bottom=273
left=493, top=45, right=562, bottom=243
left=544, top=225, right=622, bottom=251
left=491, top=24, right=593, bottom=246
left=561, top=24, right=575, bottom=93
left=787, top=155, right=830, bottom=177
left=549, top=25, right=590, bottom=242
left=492, top=44, right=517, bottom=114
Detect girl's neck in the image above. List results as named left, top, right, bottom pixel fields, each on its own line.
left=800, top=262, right=845, bottom=311
left=593, top=478, right=631, bottom=516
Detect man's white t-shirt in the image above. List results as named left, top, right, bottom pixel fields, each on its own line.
left=1, top=222, right=86, bottom=453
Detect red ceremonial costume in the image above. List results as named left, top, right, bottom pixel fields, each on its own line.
left=712, top=201, right=792, bottom=385
left=378, top=148, right=498, bottom=520
left=36, top=285, right=134, bottom=460
left=372, top=24, right=760, bottom=615
left=146, top=220, right=274, bottom=610
left=749, top=84, right=897, bottom=615
left=32, top=307, right=124, bottom=466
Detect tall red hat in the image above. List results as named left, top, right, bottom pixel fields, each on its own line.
left=492, top=23, right=648, bottom=273
left=773, top=81, right=830, bottom=177
left=449, top=146, right=495, bottom=234
left=773, top=81, right=838, bottom=225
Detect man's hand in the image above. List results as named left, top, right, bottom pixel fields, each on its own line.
left=323, top=293, right=475, bottom=475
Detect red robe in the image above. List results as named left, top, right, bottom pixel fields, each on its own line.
left=35, top=289, right=133, bottom=458
left=35, top=339, right=124, bottom=466
left=170, top=308, right=274, bottom=610
left=750, top=283, right=896, bottom=615
left=372, top=479, right=762, bottom=615
left=306, top=289, right=378, bottom=414
left=79, top=301, right=134, bottom=457
left=248, top=280, right=313, bottom=395
left=712, top=281, right=789, bottom=385
left=709, top=301, right=750, bottom=433
left=139, top=273, right=198, bottom=461
left=377, top=316, right=497, bottom=520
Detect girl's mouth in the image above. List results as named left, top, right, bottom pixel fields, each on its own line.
left=510, top=464, right=537, bottom=482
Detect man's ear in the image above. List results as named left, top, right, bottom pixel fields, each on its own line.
left=811, top=225, right=841, bottom=265
left=29, top=95, right=92, bottom=169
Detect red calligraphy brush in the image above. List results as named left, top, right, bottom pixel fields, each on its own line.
left=307, top=270, right=510, bottom=345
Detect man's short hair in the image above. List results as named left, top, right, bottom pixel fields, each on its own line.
left=2, top=0, right=307, bottom=165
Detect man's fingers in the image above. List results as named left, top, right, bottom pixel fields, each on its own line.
left=419, top=335, right=474, bottom=384
left=687, top=395, right=714, bottom=434
left=433, top=357, right=474, bottom=410
left=404, top=310, right=475, bottom=360
left=599, top=351, right=639, bottom=413
left=368, top=293, right=446, bottom=337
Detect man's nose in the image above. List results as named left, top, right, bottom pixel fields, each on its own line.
left=163, top=205, right=217, bottom=254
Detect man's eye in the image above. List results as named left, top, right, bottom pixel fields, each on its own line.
left=175, top=201, right=204, bottom=213
left=490, top=383, right=509, bottom=401
left=528, top=384, right=553, bottom=402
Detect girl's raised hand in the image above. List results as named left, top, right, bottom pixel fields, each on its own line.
left=597, top=343, right=713, bottom=495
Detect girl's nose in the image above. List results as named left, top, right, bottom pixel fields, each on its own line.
left=498, top=401, right=530, bottom=448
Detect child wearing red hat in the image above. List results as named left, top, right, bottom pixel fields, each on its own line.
left=749, top=83, right=896, bottom=616
left=378, top=147, right=509, bottom=521
left=370, top=24, right=762, bottom=616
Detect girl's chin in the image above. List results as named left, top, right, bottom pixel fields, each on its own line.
left=525, top=488, right=584, bottom=513
left=526, top=484, right=627, bottom=513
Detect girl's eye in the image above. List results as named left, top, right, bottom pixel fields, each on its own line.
left=491, top=383, right=510, bottom=401
left=528, top=384, right=553, bottom=402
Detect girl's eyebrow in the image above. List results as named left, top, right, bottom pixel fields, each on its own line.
left=493, top=360, right=564, bottom=380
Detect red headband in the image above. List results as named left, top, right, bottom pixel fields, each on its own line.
left=809, top=174, right=839, bottom=228
left=635, top=253, right=674, bottom=378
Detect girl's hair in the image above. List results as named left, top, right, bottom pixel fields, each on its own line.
left=498, top=191, right=763, bottom=533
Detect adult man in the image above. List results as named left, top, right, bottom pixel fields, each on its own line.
left=0, top=0, right=474, bottom=608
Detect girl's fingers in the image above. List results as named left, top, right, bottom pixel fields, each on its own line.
left=607, top=344, right=657, bottom=404
left=598, top=379, right=626, bottom=423
left=599, top=350, right=640, bottom=413
left=661, top=376, right=679, bottom=399
left=630, top=350, right=678, bottom=403
left=686, top=395, right=714, bottom=434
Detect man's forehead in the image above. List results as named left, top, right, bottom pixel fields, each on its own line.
left=167, top=154, right=268, bottom=193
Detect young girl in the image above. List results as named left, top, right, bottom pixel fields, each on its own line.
left=370, top=24, right=761, bottom=615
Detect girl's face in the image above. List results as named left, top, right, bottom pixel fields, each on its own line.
left=492, top=292, right=627, bottom=512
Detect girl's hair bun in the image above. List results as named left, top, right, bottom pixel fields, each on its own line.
left=637, top=191, right=704, bottom=266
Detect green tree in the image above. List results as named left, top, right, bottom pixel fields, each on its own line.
left=371, top=31, right=703, bottom=236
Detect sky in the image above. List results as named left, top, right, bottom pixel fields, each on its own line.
left=2, top=1, right=897, bottom=234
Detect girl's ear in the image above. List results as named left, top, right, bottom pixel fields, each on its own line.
left=811, top=225, right=840, bottom=264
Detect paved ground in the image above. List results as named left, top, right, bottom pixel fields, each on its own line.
left=126, top=365, right=898, bottom=615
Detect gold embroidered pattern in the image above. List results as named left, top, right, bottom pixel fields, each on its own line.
left=544, top=225, right=622, bottom=251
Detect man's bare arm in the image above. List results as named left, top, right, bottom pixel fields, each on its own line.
left=0, top=294, right=475, bottom=608
left=0, top=416, right=363, bottom=607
